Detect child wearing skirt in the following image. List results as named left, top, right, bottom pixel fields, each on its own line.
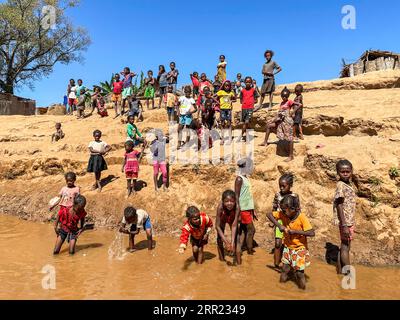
left=87, top=130, right=111, bottom=192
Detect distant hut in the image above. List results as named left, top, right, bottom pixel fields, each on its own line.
left=340, top=50, right=400, bottom=78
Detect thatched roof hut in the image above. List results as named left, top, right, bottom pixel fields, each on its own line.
left=340, top=50, right=400, bottom=78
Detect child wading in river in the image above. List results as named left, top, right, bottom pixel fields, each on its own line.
left=235, top=158, right=257, bottom=264
left=119, top=206, right=153, bottom=252
left=122, top=140, right=144, bottom=198
left=270, top=173, right=301, bottom=269
left=178, top=206, right=213, bottom=264
left=87, top=130, right=111, bottom=192
left=216, top=190, right=240, bottom=263
left=267, top=194, right=315, bottom=290
left=53, top=195, right=88, bottom=255
left=333, top=159, right=357, bottom=275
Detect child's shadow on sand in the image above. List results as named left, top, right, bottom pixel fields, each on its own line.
left=100, top=175, right=119, bottom=188
left=134, top=180, right=148, bottom=191
left=182, top=251, right=216, bottom=271
left=133, top=240, right=157, bottom=251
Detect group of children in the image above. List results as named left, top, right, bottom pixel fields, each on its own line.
left=50, top=51, right=358, bottom=291
left=50, top=148, right=357, bottom=290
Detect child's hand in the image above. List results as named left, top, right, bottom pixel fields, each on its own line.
left=288, top=229, right=296, bottom=235
left=225, top=241, right=233, bottom=252
left=278, top=225, right=286, bottom=233
left=202, top=234, right=209, bottom=242
left=178, top=247, right=185, bottom=254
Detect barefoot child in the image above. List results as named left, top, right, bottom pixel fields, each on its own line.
left=157, top=65, right=168, bottom=109
left=53, top=195, right=87, bottom=255
left=51, top=122, right=65, bottom=142
left=119, top=206, right=153, bottom=252
left=270, top=173, right=301, bottom=268
left=49, top=172, right=80, bottom=213
left=267, top=194, right=315, bottom=290
left=293, top=84, right=304, bottom=141
left=126, top=115, right=146, bottom=147
left=87, top=130, right=111, bottom=192
left=235, top=158, right=257, bottom=264
left=76, top=88, right=87, bottom=119
left=216, top=54, right=227, bottom=82
left=149, top=130, right=169, bottom=193
left=121, top=140, right=144, bottom=197
left=164, top=85, right=178, bottom=123
left=190, top=72, right=200, bottom=99
left=177, top=86, right=197, bottom=149
left=111, top=73, right=124, bottom=118
left=144, top=70, right=156, bottom=110
left=333, top=159, right=356, bottom=275
left=216, top=80, right=236, bottom=145
left=240, top=76, right=259, bottom=142
left=216, top=190, right=240, bottom=263
left=259, top=87, right=301, bottom=162
left=178, top=206, right=213, bottom=264
left=67, top=79, right=77, bottom=115
left=90, top=87, right=108, bottom=117
left=128, top=93, right=144, bottom=122
left=120, top=67, right=136, bottom=115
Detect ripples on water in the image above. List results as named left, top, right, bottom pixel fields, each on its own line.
left=0, top=214, right=399, bottom=300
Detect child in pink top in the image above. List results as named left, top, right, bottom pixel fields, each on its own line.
left=49, top=172, right=80, bottom=216
left=122, top=140, right=144, bottom=198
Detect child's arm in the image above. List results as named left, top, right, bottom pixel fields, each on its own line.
left=77, top=217, right=86, bottom=236
left=103, top=145, right=112, bottom=155
left=121, top=155, right=126, bottom=173
left=178, top=226, right=190, bottom=253
left=288, top=229, right=315, bottom=237
left=119, top=222, right=130, bottom=234
left=202, top=216, right=213, bottom=241
left=89, top=146, right=101, bottom=155
left=234, top=176, right=243, bottom=212
left=335, top=197, right=351, bottom=238
left=230, top=206, right=240, bottom=249
left=215, top=204, right=230, bottom=248
left=267, top=212, right=287, bottom=234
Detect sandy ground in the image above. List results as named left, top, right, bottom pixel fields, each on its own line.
left=1, top=70, right=400, bottom=266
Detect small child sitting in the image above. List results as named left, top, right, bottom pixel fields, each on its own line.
left=51, top=123, right=65, bottom=142
left=119, top=206, right=153, bottom=252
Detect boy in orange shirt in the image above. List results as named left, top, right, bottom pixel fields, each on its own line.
left=267, top=194, right=315, bottom=290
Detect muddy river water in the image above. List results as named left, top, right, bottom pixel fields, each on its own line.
left=0, top=214, right=398, bottom=300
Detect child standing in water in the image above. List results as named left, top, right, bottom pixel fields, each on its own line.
left=121, top=140, right=144, bottom=198
left=178, top=206, right=213, bottom=264
left=53, top=195, right=87, bottom=255
left=216, top=80, right=236, bottom=145
left=268, top=195, right=315, bottom=290
left=216, top=190, right=240, bottom=263
left=216, top=55, right=227, bottom=82
left=293, top=84, right=304, bottom=141
left=144, top=70, right=156, bottom=110
left=149, top=130, right=169, bottom=193
left=87, top=130, right=111, bottom=192
left=119, top=206, right=153, bottom=252
left=51, top=122, right=65, bottom=142
left=235, top=158, right=257, bottom=264
left=240, top=76, right=259, bottom=142
left=333, top=159, right=357, bottom=275
left=270, top=173, right=301, bottom=269
left=111, top=73, right=124, bottom=118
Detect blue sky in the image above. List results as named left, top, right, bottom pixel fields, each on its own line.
left=14, top=0, right=400, bottom=106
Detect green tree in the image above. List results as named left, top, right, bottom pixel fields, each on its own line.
left=0, top=0, right=91, bottom=94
